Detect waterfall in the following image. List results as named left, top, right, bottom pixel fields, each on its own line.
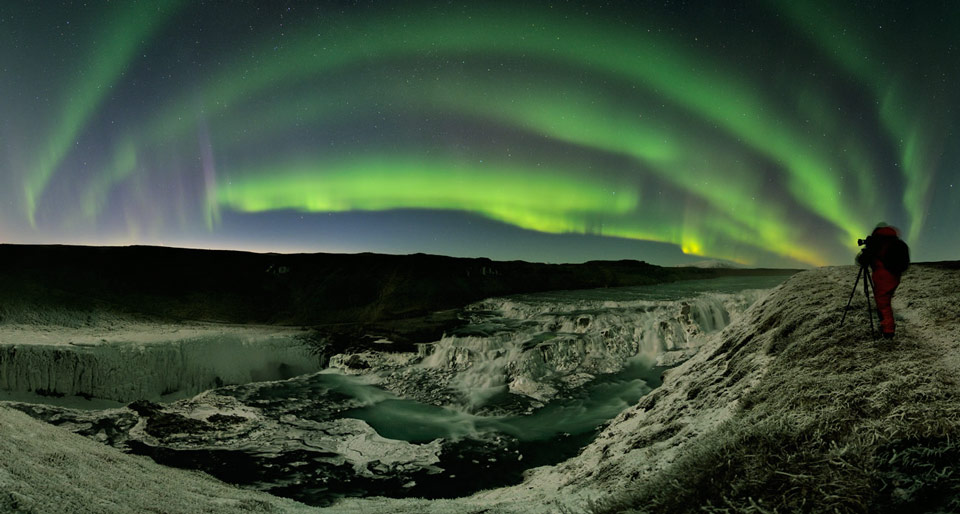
left=419, top=288, right=769, bottom=407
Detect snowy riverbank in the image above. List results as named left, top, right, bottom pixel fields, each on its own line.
left=0, top=404, right=316, bottom=513
left=3, top=264, right=957, bottom=512
left=325, top=263, right=960, bottom=512
left=4, top=277, right=775, bottom=507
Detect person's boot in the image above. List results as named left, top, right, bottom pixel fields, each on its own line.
left=882, top=332, right=895, bottom=340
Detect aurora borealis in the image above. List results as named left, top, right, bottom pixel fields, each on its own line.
left=1, top=2, right=957, bottom=267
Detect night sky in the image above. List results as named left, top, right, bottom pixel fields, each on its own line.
left=1, top=1, right=957, bottom=267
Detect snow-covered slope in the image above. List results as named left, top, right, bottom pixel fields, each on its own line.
left=0, top=405, right=318, bottom=513
left=4, top=264, right=957, bottom=513
left=325, top=263, right=960, bottom=512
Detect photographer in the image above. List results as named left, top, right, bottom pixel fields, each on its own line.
left=856, top=223, right=910, bottom=339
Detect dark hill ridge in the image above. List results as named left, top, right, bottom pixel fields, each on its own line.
left=0, top=244, right=797, bottom=327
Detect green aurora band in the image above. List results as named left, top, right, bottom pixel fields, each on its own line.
left=211, top=73, right=825, bottom=265
left=765, top=0, right=955, bottom=246
left=216, top=155, right=640, bottom=237
left=195, top=5, right=881, bottom=244
left=84, top=68, right=825, bottom=264
left=5, top=1, right=955, bottom=266
left=20, top=1, right=184, bottom=227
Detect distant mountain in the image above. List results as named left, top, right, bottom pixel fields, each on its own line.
left=676, top=259, right=742, bottom=269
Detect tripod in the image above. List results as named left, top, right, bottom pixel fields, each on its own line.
left=839, top=264, right=877, bottom=337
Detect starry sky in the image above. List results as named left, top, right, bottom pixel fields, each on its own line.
left=1, top=1, right=957, bottom=267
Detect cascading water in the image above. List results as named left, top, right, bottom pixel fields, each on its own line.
left=412, top=283, right=770, bottom=411
left=8, top=275, right=787, bottom=506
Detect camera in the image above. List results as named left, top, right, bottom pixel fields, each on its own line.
left=857, top=236, right=872, bottom=247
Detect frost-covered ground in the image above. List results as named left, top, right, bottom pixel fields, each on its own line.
left=0, top=277, right=771, bottom=511
left=325, top=263, right=960, bottom=512
left=0, top=405, right=316, bottom=512
left=4, top=278, right=768, bottom=509
left=3, top=265, right=956, bottom=512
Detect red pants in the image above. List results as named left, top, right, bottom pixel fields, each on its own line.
left=872, top=265, right=900, bottom=334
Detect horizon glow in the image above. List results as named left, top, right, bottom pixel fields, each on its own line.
left=1, top=1, right=956, bottom=266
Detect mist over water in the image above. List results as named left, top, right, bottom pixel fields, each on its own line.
left=328, top=275, right=784, bottom=444
left=337, top=357, right=660, bottom=443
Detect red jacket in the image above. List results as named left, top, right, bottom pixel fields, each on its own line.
left=857, top=226, right=901, bottom=275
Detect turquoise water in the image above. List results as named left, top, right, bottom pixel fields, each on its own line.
left=332, top=274, right=790, bottom=443
left=135, top=273, right=790, bottom=504
left=337, top=357, right=663, bottom=443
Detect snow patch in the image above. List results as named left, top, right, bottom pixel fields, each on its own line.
left=0, top=325, right=320, bottom=402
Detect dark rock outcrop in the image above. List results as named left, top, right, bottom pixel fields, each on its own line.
left=0, top=244, right=796, bottom=326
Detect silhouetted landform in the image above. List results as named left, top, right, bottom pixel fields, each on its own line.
left=0, top=244, right=798, bottom=330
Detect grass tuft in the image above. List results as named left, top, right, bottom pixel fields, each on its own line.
left=591, top=266, right=960, bottom=513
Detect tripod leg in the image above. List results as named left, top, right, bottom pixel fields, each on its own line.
left=839, top=266, right=863, bottom=328
left=865, top=271, right=878, bottom=337
left=864, top=267, right=876, bottom=337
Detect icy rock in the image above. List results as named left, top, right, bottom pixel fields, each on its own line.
left=329, top=350, right=420, bottom=375
left=656, top=349, right=699, bottom=367
left=11, top=384, right=446, bottom=496
left=0, top=327, right=320, bottom=402
left=398, top=290, right=765, bottom=407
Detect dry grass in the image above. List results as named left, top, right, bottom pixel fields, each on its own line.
left=593, top=265, right=960, bottom=513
